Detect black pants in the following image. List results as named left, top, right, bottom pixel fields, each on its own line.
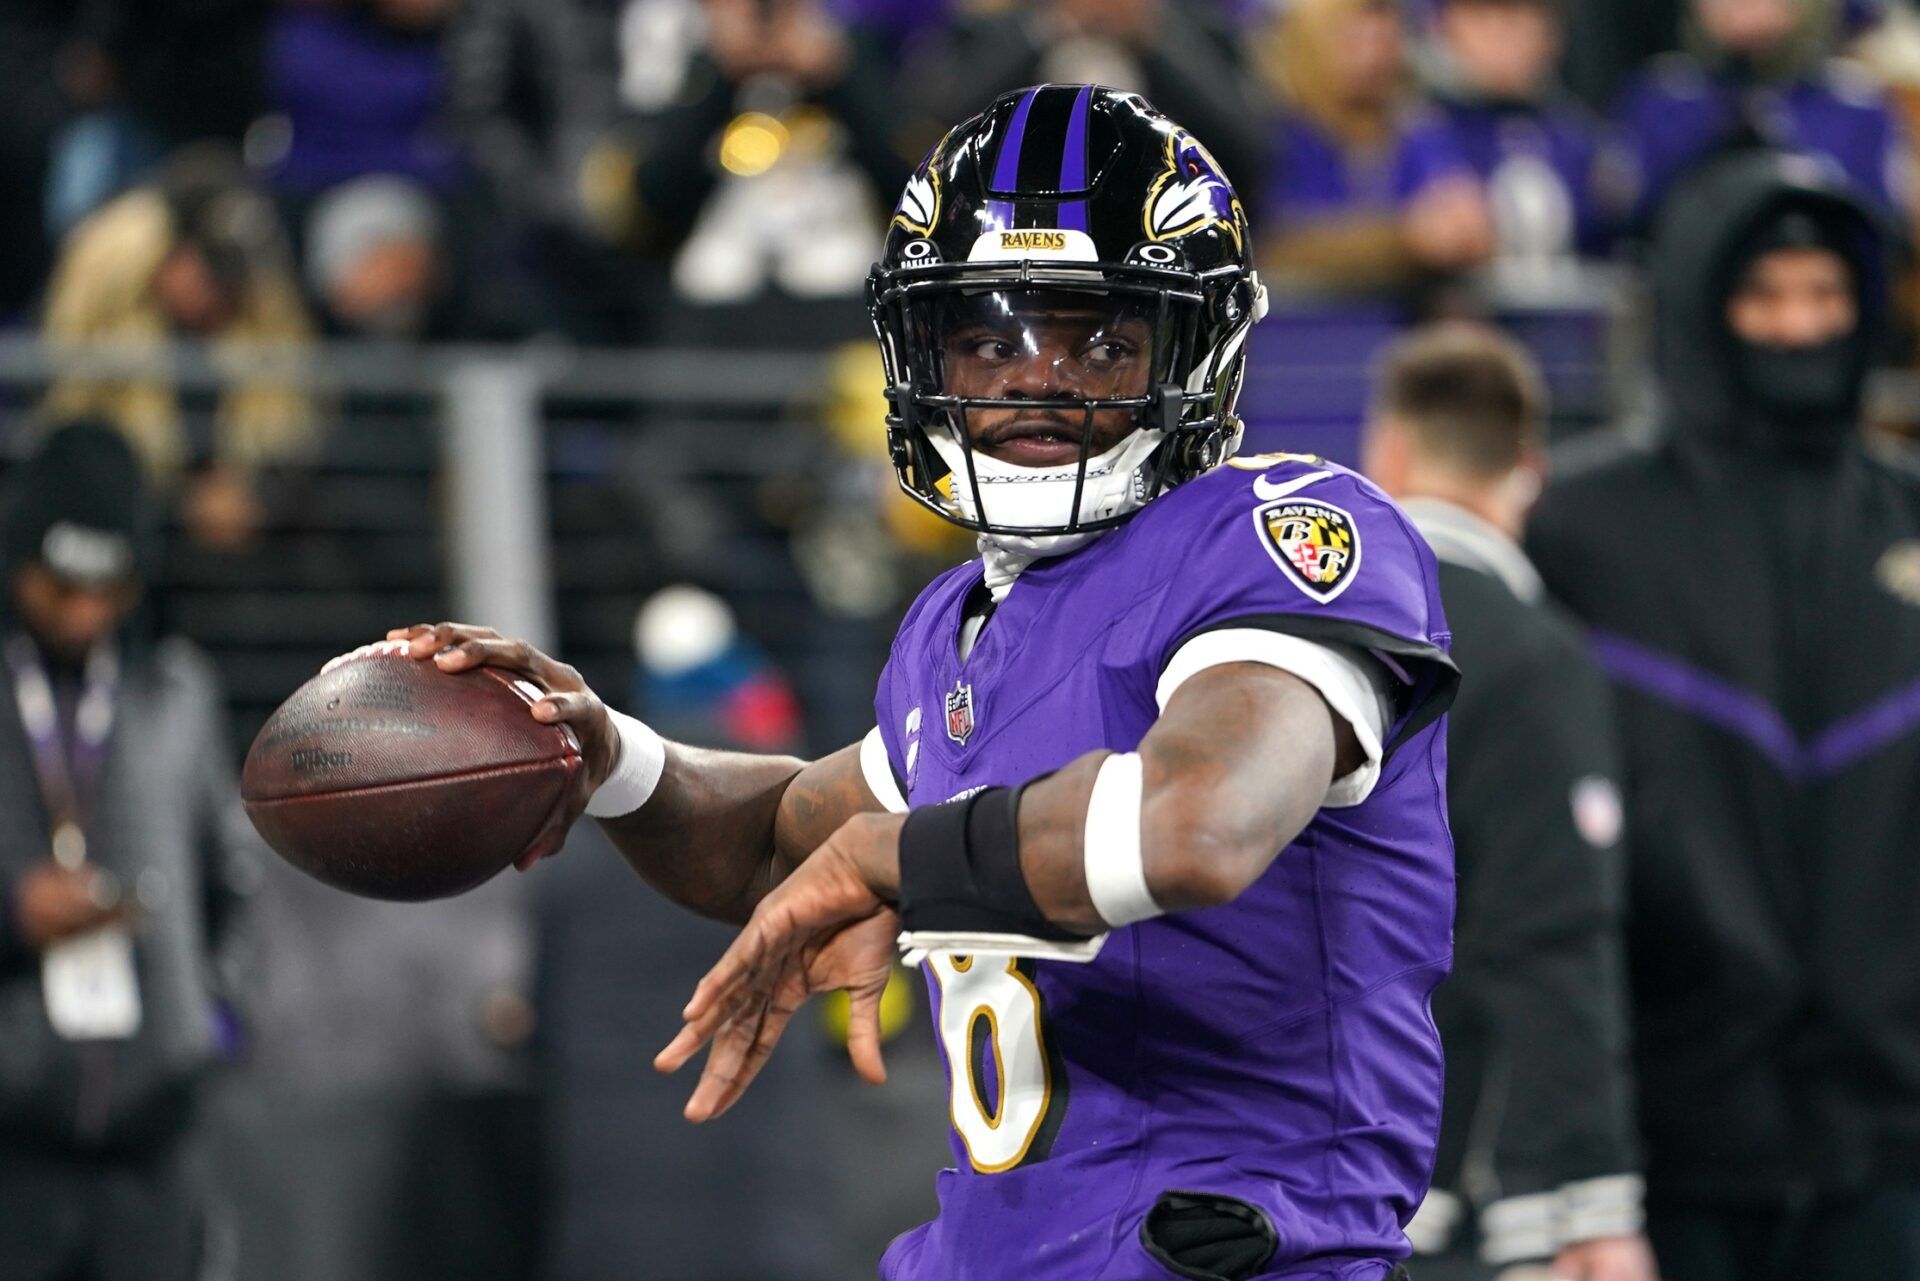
left=0, top=1145, right=200, bottom=1281
left=1649, top=1185, right=1920, bottom=1281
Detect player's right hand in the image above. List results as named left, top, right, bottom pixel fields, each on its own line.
left=14, top=862, right=129, bottom=950
left=387, top=622, right=621, bottom=864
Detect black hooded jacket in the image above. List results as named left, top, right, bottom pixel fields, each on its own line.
left=1527, top=152, right=1920, bottom=1203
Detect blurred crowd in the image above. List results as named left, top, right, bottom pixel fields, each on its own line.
left=5, top=0, right=1920, bottom=421
left=6, top=2, right=1920, bottom=1281
left=3, top=0, right=1920, bottom=562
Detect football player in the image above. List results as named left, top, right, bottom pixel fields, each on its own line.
left=395, top=86, right=1458, bottom=1281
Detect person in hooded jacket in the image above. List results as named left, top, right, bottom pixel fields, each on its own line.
left=1527, top=148, right=1920, bottom=1281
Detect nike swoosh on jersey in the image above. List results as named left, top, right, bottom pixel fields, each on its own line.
left=1252, top=470, right=1333, bottom=502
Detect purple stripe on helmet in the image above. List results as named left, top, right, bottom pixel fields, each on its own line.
left=1589, top=630, right=1920, bottom=781
left=985, top=86, right=1040, bottom=229
left=1058, top=85, right=1092, bottom=233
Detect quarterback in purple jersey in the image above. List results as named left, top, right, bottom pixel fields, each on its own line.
left=385, top=86, right=1458, bottom=1280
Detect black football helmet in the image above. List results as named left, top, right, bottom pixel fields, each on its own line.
left=867, top=84, right=1266, bottom=539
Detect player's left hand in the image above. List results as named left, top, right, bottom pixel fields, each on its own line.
left=655, top=813, right=906, bottom=1121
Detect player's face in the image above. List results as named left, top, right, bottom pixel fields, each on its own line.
left=940, top=299, right=1155, bottom=468
left=9, top=563, right=139, bottom=663
left=1725, top=247, right=1857, bottom=348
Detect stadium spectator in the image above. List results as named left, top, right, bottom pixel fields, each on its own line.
left=1363, top=324, right=1650, bottom=1281
left=262, top=0, right=550, bottom=337
left=304, top=174, right=448, bottom=340
left=263, top=0, right=469, bottom=202
left=1612, top=0, right=1912, bottom=229
left=897, top=0, right=1267, bottom=202
left=39, top=147, right=315, bottom=550
left=1423, top=0, right=1624, bottom=273
left=1254, top=0, right=1495, bottom=294
left=1528, top=149, right=1920, bottom=1281
left=536, top=585, right=842, bottom=1281
left=442, top=0, right=640, bottom=338
left=593, top=0, right=909, bottom=318
left=0, top=2, right=74, bottom=323
left=207, top=837, right=539, bottom=1281
left=41, top=0, right=267, bottom=239
left=0, top=422, right=258, bottom=1281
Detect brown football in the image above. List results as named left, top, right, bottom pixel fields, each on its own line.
left=241, top=641, right=582, bottom=901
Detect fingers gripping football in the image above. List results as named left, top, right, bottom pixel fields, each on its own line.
left=386, top=622, right=621, bottom=865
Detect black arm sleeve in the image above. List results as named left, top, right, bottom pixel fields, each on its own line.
left=1434, top=638, right=1639, bottom=1214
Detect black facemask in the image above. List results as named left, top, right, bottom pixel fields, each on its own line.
left=1732, top=333, right=1864, bottom=456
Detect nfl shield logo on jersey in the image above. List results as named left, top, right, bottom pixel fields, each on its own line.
left=1256, top=497, right=1361, bottom=602
left=944, top=681, right=976, bottom=744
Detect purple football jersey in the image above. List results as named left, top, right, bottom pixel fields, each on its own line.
left=873, top=456, right=1458, bottom=1281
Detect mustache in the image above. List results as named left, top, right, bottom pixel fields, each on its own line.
left=976, top=410, right=1091, bottom=445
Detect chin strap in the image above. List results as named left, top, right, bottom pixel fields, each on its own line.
left=977, top=526, right=1109, bottom=600
left=979, top=540, right=1036, bottom=602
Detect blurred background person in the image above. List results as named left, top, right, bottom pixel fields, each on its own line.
left=42, top=0, right=268, bottom=240
left=304, top=174, right=449, bottom=341
left=0, top=2, right=76, bottom=326
left=261, top=0, right=529, bottom=338
left=589, top=0, right=909, bottom=339
left=443, top=0, right=637, bottom=340
left=208, top=815, right=539, bottom=1281
left=899, top=0, right=1267, bottom=202
left=534, top=583, right=946, bottom=1281
left=0, top=421, right=258, bottom=1281
left=1611, top=0, right=1912, bottom=231
left=1253, top=0, right=1496, bottom=295
left=39, top=146, right=316, bottom=551
left=1529, top=149, right=1920, bottom=1281
left=1363, top=324, right=1650, bottom=1281
left=263, top=0, right=471, bottom=207
left=1422, top=0, right=1625, bottom=292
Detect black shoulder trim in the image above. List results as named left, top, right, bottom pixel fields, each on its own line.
left=1169, top=615, right=1460, bottom=754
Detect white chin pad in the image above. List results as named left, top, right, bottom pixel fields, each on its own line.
left=926, top=421, right=1164, bottom=534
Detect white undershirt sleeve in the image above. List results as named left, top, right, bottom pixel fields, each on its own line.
left=859, top=726, right=910, bottom=814
left=1157, top=629, right=1394, bottom=808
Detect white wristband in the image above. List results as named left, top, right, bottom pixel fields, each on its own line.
left=1083, top=752, right=1161, bottom=927
left=586, top=709, right=668, bottom=818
